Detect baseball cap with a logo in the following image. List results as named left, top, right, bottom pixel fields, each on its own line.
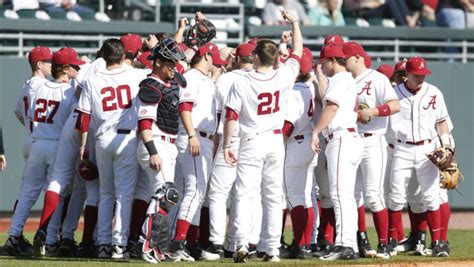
left=236, top=43, right=256, bottom=57
left=300, top=47, right=314, bottom=74
left=342, top=41, right=366, bottom=58
left=195, top=42, right=228, bottom=66
left=120, top=34, right=143, bottom=54
left=376, top=64, right=394, bottom=80
left=394, top=60, right=407, bottom=73
left=28, top=46, right=53, bottom=63
left=406, top=57, right=431, bottom=75
left=319, top=45, right=345, bottom=61
left=53, top=47, right=86, bottom=66
left=324, top=34, right=344, bottom=46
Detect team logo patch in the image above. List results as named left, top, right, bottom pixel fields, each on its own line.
left=423, top=95, right=437, bottom=110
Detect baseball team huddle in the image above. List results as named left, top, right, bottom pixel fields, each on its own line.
left=4, top=9, right=458, bottom=263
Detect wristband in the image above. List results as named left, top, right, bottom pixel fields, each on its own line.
left=377, top=103, right=391, bottom=117
left=188, top=135, right=196, bottom=140
left=144, top=141, right=158, bottom=156
left=440, top=133, right=451, bottom=148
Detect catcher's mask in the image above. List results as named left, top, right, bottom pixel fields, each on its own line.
left=147, top=38, right=185, bottom=63
left=184, top=19, right=216, bottom=48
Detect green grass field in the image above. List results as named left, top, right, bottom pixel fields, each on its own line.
left=1, top=229, right=474, bottom=266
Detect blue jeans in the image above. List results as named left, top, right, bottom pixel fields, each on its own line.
left=436, top=8, right=466, bottom=29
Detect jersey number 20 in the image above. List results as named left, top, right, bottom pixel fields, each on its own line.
left=101, top=85, right=132, bottom=112
left=257, top=91, right=280, bottom=115
left=34, top=98, right=60, bottom=124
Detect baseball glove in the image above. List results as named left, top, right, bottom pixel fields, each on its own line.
left=426, top=147, right=463, bottom=189
left=184, top=19, right=216, bottom=48
left=358, top=103, right=370, bottom=111
left=78, top=160, right=99, bottom=181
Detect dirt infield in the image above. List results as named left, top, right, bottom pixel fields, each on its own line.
left=1, top=211, right=473, bottom=233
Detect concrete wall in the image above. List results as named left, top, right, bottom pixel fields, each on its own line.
left=0, top=58, right=473, bottom=211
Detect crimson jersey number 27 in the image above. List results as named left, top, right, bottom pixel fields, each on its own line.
left=257, top=91, right=280, bottom=115
left=34, top=98, right=60, bottom=124
left=101, top=85, right=132, bottom=112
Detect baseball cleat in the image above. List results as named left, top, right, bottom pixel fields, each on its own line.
left=4, top=235, right=34, bottom=256
left=234, top=245, right=249, bottom=263
left=97, top=244, right=112, bottom=259
left=413, top=231, right=427, bottom=256
left=111, top=245, right=129, bottom=259
left=431, top=240, right=449, bottom=257
left=288, top=244, right=312, bottom=259
left=311, top=239, right=334, bottom=258
left=357, top=231, right=376, bottom=258
left=262, top=253, right=280, bottom=262
left=58, top=238, right=78, bottom=257
left=387, top=238, right=398, bottom=257
left=76, top=241, right=97, bottom=258
left=375, top=243, right=391, bottom=259
left=45, top=242, right=60, bottom=257
left=396, top=233, right=415, bottom=252
left=166, top=240, right=195, bottom=262
left=247, top=244, right=257, bottom=259
left=320, top=246, right=357, bottom=261
left=207, top=243, right=225, bottom=259
left=33, top=230, right=46, bottom=257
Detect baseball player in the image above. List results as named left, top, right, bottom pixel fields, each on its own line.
left=388, top=56, right=451, bottom=257
left=343, top=41, right=401, bottom=259
left=5, top=47, right=83, bottom=257
left=310, top=44, right=363, bottom=261
left=223, top=10, right=302, bottom=263
left=167, top=41, right=220, bottom=262
left=207, top=42, right=256, bottom=258
left=75, top=38, right=146, bottom=259
left=133, top=38, right=185, bottom=263
left=282, top=47, right=318, bottom=259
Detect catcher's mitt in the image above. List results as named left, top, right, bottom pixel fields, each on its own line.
left=78, top=160, right=99, bottom=181
left=184, top=19, right=216, bottom=48
left=426, top=147, right=464, bottom=189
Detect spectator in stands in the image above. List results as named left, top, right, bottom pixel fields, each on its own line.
left=262, top=0, right=311, bottom=25
left=343, top=0, right=419, bottom=27
left=38, top=0, right=109, bottom=22
left=4, top=0, right=51, bottom=20
left=467, top=0, right=474, bottom=28
left=436, top=0, right=468, bottom=28
left=421, top=0, right=438, bottom=21
left=308, top=0, right=346, bottom=26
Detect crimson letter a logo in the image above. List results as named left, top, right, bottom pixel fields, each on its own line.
left=358, top=81, right=372, bottom=95
left=423, top=95, right=437, bottom=110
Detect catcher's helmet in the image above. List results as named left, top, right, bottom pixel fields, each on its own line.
left=184, top=19, right=216, bottom=48
left=147, top=38, right=185, bottom=63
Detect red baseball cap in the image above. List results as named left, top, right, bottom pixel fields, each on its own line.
left=319, top=45, right=345, bottom=60
left=236, top=43, right=255, bottom=57
left=342, top=41, right=365, bottom=58
left=247, top=38, right=258, bottom=46
left=28, top=46, right=53, bottom=63
left=406, top=57, right=431, bottom=75
left=324, top=34, right=344, bottom=46
left=120, top=34, right=142, bottom=54
left=137, top=51, right=153, bottom=69
left=363, top=52, right=372, bottom=68
left=195, top=42, right=228, bottom=66
left=53, top=47, right=85, bottom=65
left=394, top=60, right=407, bottom=72
left=300, top=47, right=314, bottom=74
left=376, top=64, right=394, bottom=80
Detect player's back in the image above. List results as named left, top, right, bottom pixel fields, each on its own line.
left=234, top=65, right=297, bottom=137
left=15, top=76, right=49, bottom=134
left=84, top=66, right=144, bottom=137
left=28, top=81, right=77, bottom=140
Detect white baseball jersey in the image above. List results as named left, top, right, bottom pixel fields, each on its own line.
left=178, top=68, right=217, bottom=134
left=27, top=81, right=77, bottom=140
left=215, top=69, right=252, bottom=136
left=285, top=81, right=315, bottom=138
left=355, top=69, right=398, bottom=134
left=77, top=66, right=146, bottom=137
left=226, top=57, right=300, bottom=137
left=321, top=71, right=358, bottom=138
left=15, top=76, right=49, bottom=134
left=390, top=82, right=449, bottom=142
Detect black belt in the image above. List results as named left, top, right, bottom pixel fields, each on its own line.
left=363, top=133, right=373, bottom=137
left=397, top=139, right=431, bottom=146
left=294, top=135, right=304, bottom=141
left=199, top=131, right=214, bottom=140
left=389, top=143, right=394, bottom=149
left=326, top=128, right=356, bottom=142
left=117, top=129, right=131, bottom=134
